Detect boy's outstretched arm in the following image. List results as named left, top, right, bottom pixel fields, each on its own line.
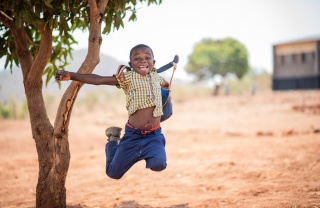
left=55, top=70, right=118, bottom=86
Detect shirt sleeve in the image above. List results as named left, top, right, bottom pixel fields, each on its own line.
left=160, top=76, right=164, bottom=85
left=116, top=71, right=132, bottom=91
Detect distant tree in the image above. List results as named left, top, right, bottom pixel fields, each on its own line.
left=186, top=38, right=249, bottom=95
left=0, top=0, right=162, bottom=207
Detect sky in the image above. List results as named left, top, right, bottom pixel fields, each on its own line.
left=2, top=0, right=320, bottom=80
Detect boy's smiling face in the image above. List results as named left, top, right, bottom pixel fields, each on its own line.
left=129, top=47, right=156, bottom=75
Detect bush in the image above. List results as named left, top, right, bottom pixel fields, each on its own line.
left=0, top=99, right=28, bottom=119
left=0, top=103, right=11, bottom=118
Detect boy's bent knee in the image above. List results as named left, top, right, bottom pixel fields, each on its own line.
left=106, top=170, right=123, bottom=180
left=147, top=158, right=167, bottom=172
left=106, top=167, right=125, bottom=180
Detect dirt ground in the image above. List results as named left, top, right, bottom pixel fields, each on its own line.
left=1, top=90, right=320, bottom=208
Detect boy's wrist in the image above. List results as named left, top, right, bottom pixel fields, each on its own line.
left=68, top=71, right=74, bottom=80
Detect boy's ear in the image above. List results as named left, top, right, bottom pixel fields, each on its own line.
left=128, top=62, right=132, bottom=67
left=153, top=60, right=156, bottom=65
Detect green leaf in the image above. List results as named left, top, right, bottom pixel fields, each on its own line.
left=1, top=0, right=163, bottom=79
left=129, top=12, right=136, bottom=21
left=46, top=69, right=53, bottom=86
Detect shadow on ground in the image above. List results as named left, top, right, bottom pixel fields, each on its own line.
left=68, top=201, right=189, bottom=208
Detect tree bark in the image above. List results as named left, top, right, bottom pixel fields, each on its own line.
left=5, top=0, right=109, bottom=207
left=11, top=22, right=59, bottom=206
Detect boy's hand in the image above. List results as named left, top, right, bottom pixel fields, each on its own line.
left=173, top=55, right=179, bottom=64
left=161, top=78, right=170, bottom=89
left=172, top=55, right=179, bottom=68
left=55, top=70, right=70, bottom=82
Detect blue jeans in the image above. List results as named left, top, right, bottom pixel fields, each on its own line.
left=105, top=124, right=167, bottom=179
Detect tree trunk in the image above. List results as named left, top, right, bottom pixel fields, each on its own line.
left=8, top=0, right=109, bottom=207
left=19, top=25, right=66, bottom=207
left=9, top=23, right=57, bottom=206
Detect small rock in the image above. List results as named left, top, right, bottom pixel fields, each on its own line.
left=256, top=131, right=274, bottom=136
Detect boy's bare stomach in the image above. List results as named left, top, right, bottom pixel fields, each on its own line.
left=128, top=106, right=161, bottom=130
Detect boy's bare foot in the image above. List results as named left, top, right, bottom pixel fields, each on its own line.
left=105, top=126, right=122, bottom=142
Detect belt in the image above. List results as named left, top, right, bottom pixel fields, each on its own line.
left=126, top=122, right=161, bottom=135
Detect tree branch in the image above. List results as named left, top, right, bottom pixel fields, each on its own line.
left=88, top=0, right=98, bottom=14
left=10, top=27, right=33, bottom=79
left=0, top=10, right=13, bottom=28
left=98, top=0, right=109, bottom=13
left=0, top=10, right=13, bottom=21
left=27, top=25, right=52, bottom=82
left=54, top=0, right=109, bottom=133
left=77, top=0, right=109, bottom=74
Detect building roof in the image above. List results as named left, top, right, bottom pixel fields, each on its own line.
left=273, top=35, right=320, bottom=46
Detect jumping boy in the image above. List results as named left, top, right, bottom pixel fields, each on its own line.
left=56, top=44, right=172, bottom=179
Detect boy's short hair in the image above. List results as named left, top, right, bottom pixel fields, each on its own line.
left=129, top=44, right=154, bottom=59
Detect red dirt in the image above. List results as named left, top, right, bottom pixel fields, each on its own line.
left=1, top=90, right=320, bottom=208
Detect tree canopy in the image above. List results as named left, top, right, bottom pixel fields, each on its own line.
left=185, top=37, right=249, bottom=80
left=0, top=0, right=161, bottom=84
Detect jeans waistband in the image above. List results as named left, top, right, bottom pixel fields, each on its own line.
left=126, top=122, right=161, bottom=135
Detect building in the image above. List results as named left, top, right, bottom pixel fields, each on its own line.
left=272, top=36, right=320, bottom=90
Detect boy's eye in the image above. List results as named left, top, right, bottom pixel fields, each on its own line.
left=133, top=57, right=152, bottom=61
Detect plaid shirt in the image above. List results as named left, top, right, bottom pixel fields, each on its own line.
left=117, top=68, right=163, bottom=117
